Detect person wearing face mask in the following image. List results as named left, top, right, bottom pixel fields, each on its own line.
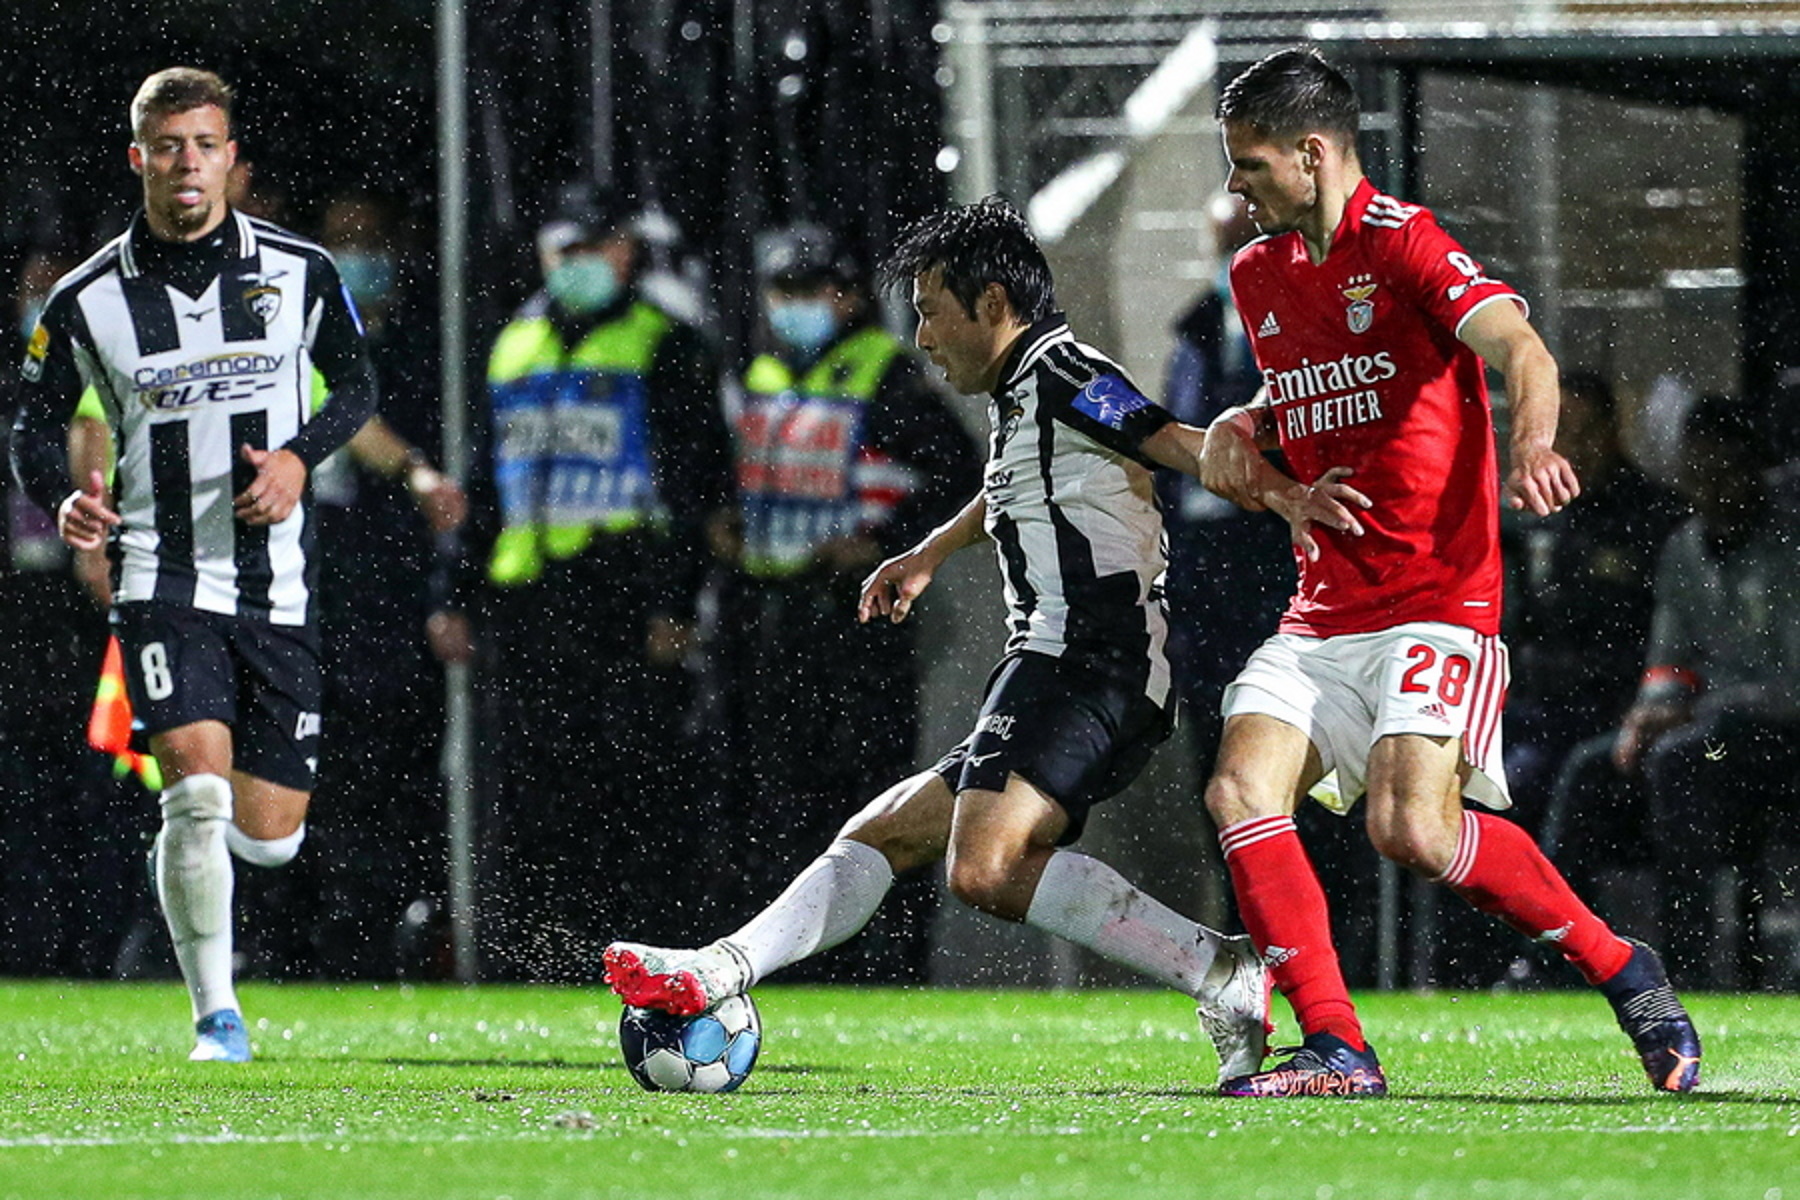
left=468, top=188, right=735, bottom=978
left=710, top=224, right=980, bottom=984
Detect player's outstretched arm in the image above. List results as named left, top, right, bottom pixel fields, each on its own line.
left=858, top=492, right=987, bottom=625
left=1459, top=301, right=1580, bottom=515
left=1196, top=401, right=1289, bottom=510
left=1138, top=420, right=1210, bottom=480
left=1194, top=400, right=1371, bottom=556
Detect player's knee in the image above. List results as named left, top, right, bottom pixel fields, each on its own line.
left=158, top=774, right=234, bottom=868
left=1367, top=815, right=1449, bottom=877
left=1204, top=768, right=1266, bottom=827
left=227, top=822, right=306, bottom=868
left=839, top=773, right=949, bottom=873
left=161, top=773, right=233, bottom=825
left=944, top=847, right=1019, bottom=918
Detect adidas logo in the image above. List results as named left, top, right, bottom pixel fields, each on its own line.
left=1417, top=701, right=1450, bottom=722
left=1263, top=944, right=1299, bottom=967
left=1257, top=311, right=1282, bottom=338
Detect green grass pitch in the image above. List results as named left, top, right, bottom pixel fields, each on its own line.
left=1, top=982, right=1796, bottom=1199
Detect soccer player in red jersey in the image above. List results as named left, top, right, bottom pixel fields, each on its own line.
left=1196, top=47, right=1701, bottom=1097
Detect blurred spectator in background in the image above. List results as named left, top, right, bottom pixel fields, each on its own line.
left=1548, top=393, right=1800, bottom=988
left=465, top=188, right=735, bottom=977
left=1466, top=370, right=1686, bottom=987
left=1159, top=192, right=1290, bottom=769
left=1505, top=372, right=1689, bottom=826
left=712, top=223, right=980, bottom=982
left=226, top=158, right=290, bottom=225
left=234, top=188, right=468, bottom=979
left=0, top=248, right=133, bottom=977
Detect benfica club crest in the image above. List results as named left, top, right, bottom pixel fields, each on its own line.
left=243, top=285, right=282, bottom=326
left=1342, top=275, right=1377, bottom=334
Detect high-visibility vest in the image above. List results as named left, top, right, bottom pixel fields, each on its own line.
left=484, top=302, right=674, bottom=586
left=736, top=326, right=910, bottom=578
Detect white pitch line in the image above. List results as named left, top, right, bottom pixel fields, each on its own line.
left=0, top=1123, right=1793, bottom=1149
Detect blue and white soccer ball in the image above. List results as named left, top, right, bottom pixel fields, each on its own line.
left=618, top=993, right=762, bottom=1093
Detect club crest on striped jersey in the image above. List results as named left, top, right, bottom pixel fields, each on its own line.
left=1073, top=373, right=1150, bottom=430
left=1342, top=275, right=1377, bottom=334
left=243, top=285, right=282, bottom=326
left=994, top=398, right=1024, bottom=452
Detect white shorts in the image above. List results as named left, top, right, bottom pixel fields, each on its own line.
left=1221, top=622, right=1511, bottom=814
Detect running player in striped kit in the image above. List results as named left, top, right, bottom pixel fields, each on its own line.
left=10, top=68, right=377, bottom=1061
left=1198, top=47, right=1700, bottom=1096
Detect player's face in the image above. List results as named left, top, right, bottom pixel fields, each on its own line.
left=911, top=268, right=1010, bottom=395
left=130, top=105, right=237, bottom=242
left=1221, top=122, right=1317, bottom=236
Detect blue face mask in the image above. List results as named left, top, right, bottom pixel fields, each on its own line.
left=546, top=255, right=621, bottom=316
left=19, top=300, right=45, bottom=343
left=768, top=299, right=839, bottom=357
left=336, top=251, right=396, bottom=307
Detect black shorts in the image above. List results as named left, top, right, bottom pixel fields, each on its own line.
left=932, top=650, right=1173, bottom=845
left=112, top=602, right=322, bottom=791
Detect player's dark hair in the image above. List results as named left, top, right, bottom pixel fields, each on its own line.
left=1559, top=369, right=1616, bottom=423
left=1216, top=47, right=1359, bottom=151
left=132, top=67, right=235, bottom=141
left=877, top=196, right=1055, bottom=323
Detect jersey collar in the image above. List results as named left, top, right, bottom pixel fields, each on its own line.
left=1272, top=178, right=1377, bottom=267
left=1320, top=178, right=1376, bottom=262
left=119, top=207, right=258, bottom=279
left=993, top=312, right=1072, bottom=395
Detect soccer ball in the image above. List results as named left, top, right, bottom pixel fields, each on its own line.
left=618, top=993, right=762, bottom=1094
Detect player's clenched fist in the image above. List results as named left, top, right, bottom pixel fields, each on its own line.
left=56, top=468, right=121, bottom=551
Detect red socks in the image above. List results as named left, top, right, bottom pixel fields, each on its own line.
left=1220, top=816, right=1365, bottom=1049
left=1221, top=808, right=1632, bottom=1049
left=1438, top=810, right=1631, bottom=985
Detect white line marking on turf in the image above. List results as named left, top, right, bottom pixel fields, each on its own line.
left=1, top=1123, right=1794, bottom=1149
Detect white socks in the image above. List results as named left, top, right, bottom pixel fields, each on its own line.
left=715, top=843, right=1229, bottom=998
left=1024, top=849, right=1227, bottom=998
left=227, top=823, right=306, bottom=868
left=156, top=774, right=238, bottom=1020
left=722, top=839, right=894, bottom=986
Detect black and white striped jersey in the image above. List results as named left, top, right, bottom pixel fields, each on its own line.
left=10, top=208, right=377, bottom=625
left=981, top=314, right=1175, bottom=706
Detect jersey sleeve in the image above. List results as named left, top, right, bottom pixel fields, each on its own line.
left=1390, top=214, right=1526, bottom=339
left=282, top=253, right=378, bottom=469
left=8, top=292, right=93, bottom=515
left=1044, top=357, right=1174, bottom=462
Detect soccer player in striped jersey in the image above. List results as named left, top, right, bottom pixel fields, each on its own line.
left=1197, top=47, right=1700, bottom=1096
left=9, top=68, right=377, bottom=1062
left=605, top=197, right=1362, bottom=1087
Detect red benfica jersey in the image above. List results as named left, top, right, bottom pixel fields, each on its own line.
left=1230, top=178, right=1524, bottom=637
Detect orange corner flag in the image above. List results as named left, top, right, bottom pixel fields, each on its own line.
left=87, top=636, right=162, bottom=791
